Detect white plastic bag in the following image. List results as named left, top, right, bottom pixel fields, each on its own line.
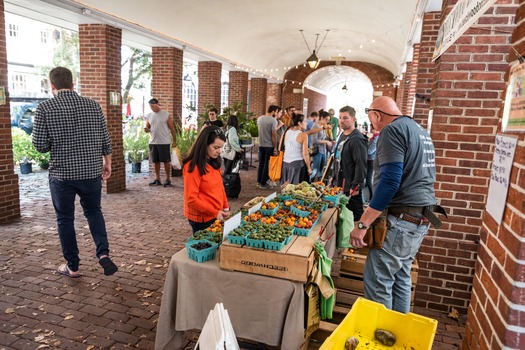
left=171, top=149, right=181, bottom=170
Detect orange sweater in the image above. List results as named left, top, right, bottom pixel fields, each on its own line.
left=183, top=162, right=229, bottom=223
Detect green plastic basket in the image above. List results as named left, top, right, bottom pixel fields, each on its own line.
left=186, top=240, right=218, bottom=263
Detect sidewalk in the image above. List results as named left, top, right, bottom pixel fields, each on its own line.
left=0, top=160, right=465, bottom=349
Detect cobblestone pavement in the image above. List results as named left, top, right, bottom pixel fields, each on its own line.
left=0, top=159, right=465, bottom=349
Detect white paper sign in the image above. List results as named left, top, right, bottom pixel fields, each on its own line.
left=223, top=212, right=241, bottom=239
left=486, top=134, right=518, bottom=224
left=248, top=202, right=262, bottom=215
left=265, top=192, right=277, bottom=202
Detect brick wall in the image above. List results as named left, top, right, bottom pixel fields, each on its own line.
left=198, top=61, right=221, bottom=115
left=0, top=0, right=20, bottom=223
left=228, top=71, right=249, bottom=113
left=414, top=13, right=441, bottom=128
left=283, top=61, right=396, bottom=109
left=79, top=24, right=125, bottom=194
left=250, top=78, right=267, bottom=116
left=266, top=83, right=283, bottom=110
left=303, top=88, right=327, bottom=115
left=152, top=47, right=183, bottom=126
left=416, top=0, right=518, bottom=320
left=407, top=44, right=419, bottom=117
left=462, top=1, right=525, bottom=349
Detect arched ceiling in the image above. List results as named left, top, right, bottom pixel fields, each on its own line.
left=6, top=0, right=443, bottom=92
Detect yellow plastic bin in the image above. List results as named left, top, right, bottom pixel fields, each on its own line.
left=320, top=298, right=438, bottom=350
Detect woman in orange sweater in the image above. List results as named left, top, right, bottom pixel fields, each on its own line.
left=183, top=125, right=230, bottom=233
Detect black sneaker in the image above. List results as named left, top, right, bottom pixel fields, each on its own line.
left=149, top=179, right=161, bottom=186
left=163, top=180, right=172, bottom=187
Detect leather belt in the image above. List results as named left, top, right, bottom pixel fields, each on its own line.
left=389, top=212, right=429, bottom=226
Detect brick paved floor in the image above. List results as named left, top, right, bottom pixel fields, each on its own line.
left=0, top=159, right=465, bottom=350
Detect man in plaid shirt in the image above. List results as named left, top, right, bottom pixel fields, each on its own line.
left=32, top=67, right=118, bottom=278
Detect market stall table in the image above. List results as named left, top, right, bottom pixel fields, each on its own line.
left=155, top=249, right=306, bottom=350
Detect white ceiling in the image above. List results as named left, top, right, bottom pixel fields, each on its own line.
left=5, top=0, right=443, bottom=92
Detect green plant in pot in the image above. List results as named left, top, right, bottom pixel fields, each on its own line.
left=173, top=124, right=198, bottom=176
left=123, top=119, right=149, bottom=173
left=11, top=127, right=40, bottom=174
left=35, top=152, right=50, bottom=170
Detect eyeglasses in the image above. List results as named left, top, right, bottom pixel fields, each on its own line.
left=365, top=108, right=403, bottom=117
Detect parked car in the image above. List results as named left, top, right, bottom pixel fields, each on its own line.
left=10, top=102, right=39, bottom=135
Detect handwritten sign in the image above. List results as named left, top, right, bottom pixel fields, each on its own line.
left=486, top=134, right=518, bottom=224
left=223, top=212, right=241, bottom=240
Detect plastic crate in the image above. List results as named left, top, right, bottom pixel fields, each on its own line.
left=294, top=226, right=313, bottom=236
left=245, top=236, right=265, bottom=248
left=323, top=193, right=341, bottom=206
left=263, top=239, right=286, bottom=251
left=260, top=204, right=279, bottom=216
left=277, top=194, right=292, bottom=201
left=320, top=298, right=438, bottom=350
left=228, top=233, right=247, bottom=245
left=290, top=205, right=310, bottom=217
left=186, top=240, right=218, bottom=263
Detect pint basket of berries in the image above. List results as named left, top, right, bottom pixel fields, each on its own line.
left=260, top=201, right=280, bottom=216
left=186, top=240, right=218, bottom=262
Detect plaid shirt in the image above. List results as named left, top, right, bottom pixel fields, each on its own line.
left=32, top=90, right=112, bottom=180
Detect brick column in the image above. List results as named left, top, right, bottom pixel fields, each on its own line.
left=267, top=83, right=283, bottom=109
left=462, top=1, right=524, bottom=349
left=198, top=61, right=221, bottom=115
left=250, top=78, right=267, bottom=116
left=0, top=0, right=20, bottom=223
left=414, top=13, right=441, bottom=128
left=79, top=24, right=124, bottom=193
left=152, top=47, right=183, bottom=126
left=419, top=0, right=518, bottom=320
left=228, top=71, right=248, bottom=112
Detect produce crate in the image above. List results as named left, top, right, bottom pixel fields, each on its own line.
left=320, top=298, right=438, bottom=350
left=186, top=240, right=218, bottom=263
left=323, top=193, right=341, bottom=206
left=220, top=207, right=339, bottom=282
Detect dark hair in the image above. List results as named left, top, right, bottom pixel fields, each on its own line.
left=310, top=111, right=319, bottom=118
left=49, top=67, right=73, bottom=90
left=291, top=113, right=305, bottom=127
left=268, top=105, right=279, bottom=113
left=319, top=110, right=331, bottom=119
left=209, top=107, right=219, bottom=114
left=286, top=106, right=295, bottom=112
left=182, top=126, right=226, bottom=175
left=339, top=105, right=356, bottom=117
left=226, top=115, right=239, bottom=130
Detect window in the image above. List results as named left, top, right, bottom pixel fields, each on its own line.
left=11, top=74, right=27, bottom=93
left=41, top=30, right=49, bottom=44
left=221, top=82, right=229, bottom=108
left=8, top=24, right=18, bottom=38
left=40, top=78, right=49, bottom=94
left=183, top=78, right=197, bottom=110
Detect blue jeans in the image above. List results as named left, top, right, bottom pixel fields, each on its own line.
left=310, top=152, right=326, bottom=181
left=257, top=146, right=274, bottom=185
left=363, top=214, right=429, bottom=313
left=49, top=176, right=109, bottom=271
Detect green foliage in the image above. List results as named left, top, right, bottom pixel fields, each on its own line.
left=121, top=46, right=152, bottom=104
left=175, top=124, right=198, bottom=159
left=123, top=119, right=150, bottom=163
left=11, top=128, right=44, bottom=165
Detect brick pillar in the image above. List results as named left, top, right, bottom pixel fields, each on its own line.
left=250, top=78, right=267, bottom=116
left=401, top=62, right=413, bottom=114
left=462, top=1, right=524, bottom=349
left=79, top=24, right=124, bottom=193
left=198, top=61, right=221, bottom=115
left=228, top=71, right=248, bottom=112
left=152, top=47, right=183, bottom=126
left=267, top=83, right=283, bottom=110
left=414, top=13, right=441, bottom=128
left=418, top=0, right=518, bottom=322
left=0, top=0, right=20, bottom=223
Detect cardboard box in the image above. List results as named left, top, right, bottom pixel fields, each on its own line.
left=219, top=208, right=338, bottom=283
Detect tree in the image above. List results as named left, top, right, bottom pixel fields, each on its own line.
left=121, top=47, right=152, bottom=104
left=38, top=29, right=80, bottom=86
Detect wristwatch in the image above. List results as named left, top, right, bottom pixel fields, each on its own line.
left=357, top=221, right=370, bottom=230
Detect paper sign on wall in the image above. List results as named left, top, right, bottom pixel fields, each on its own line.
left=486, top=134, right=518, bottom=224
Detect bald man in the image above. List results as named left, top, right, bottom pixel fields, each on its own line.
left=350, top=96, right=445, bottom=313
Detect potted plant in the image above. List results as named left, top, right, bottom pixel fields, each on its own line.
left=11, top=127, right=40, bottom=174
left=123, top=119, right=149, bottom=173
left=173, top=124, right=198, bottom=176
left=35, top=152, right=50, bottom=170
